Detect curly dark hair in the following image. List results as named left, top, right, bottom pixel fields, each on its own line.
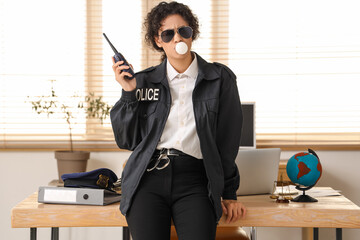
left=144, top=1, right=200, bottom=60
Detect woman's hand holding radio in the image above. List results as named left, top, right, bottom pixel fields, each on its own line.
left=112, top=58, right=136, bottom=92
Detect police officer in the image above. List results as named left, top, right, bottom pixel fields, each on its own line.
left=110, top=2, right=246, bottom=240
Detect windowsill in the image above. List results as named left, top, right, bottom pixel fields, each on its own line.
left=257, top=143, right=360, bottom=151
left=1, top=142, right=360, bottom=152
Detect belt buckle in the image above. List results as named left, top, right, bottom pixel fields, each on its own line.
left=165, top=148, right=179, bottom=156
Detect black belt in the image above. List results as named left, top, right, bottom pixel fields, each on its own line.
left=153, top=148, right=188, bottom=157
left=148, top=148, right=194, bottom=172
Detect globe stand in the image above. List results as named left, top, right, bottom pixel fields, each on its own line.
left=292, top=184, right=318, bottom=202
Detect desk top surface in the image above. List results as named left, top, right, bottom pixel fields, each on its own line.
left=11, top=187, right=360, bottom=229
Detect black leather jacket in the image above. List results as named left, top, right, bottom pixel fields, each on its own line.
left=110, top=52, right=242, bottom=222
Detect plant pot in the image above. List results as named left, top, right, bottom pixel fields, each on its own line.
left=55, top=151, right=90, bottom=183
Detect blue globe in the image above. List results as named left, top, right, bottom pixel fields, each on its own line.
left=286, top=150, right=322, bottom=187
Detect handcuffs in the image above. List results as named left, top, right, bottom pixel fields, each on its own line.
left=146, top=148, right=179, bottom=172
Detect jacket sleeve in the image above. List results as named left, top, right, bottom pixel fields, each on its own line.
left=216, top=64, right=243, bottom=200
left=110, top=89, right=142, bottom=151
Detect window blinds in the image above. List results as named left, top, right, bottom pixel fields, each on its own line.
left=228, top=0, right=360, bottom=149
left=1, top=0, right=359, bottom=151
left=0, top=0, right=90, bottom=150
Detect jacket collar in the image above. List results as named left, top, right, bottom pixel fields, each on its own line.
left=148, top=52, right=220, bottom=84
left=196, top=52, right=219, bottom=81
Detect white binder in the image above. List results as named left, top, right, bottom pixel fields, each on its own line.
left=38, top=186, right=121, bottom=205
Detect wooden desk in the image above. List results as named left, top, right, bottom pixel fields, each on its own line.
left=12, top=188, right=360, bottom=240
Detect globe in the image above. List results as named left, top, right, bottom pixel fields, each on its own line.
left=286, top=149, right=322, bottom=202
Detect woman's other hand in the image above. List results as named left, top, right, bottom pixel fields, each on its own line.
left=221, top=199, right=247, bottom=223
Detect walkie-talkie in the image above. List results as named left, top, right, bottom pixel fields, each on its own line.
left=103, top=33, right=134, bottom=79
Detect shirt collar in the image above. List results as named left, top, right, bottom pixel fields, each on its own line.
left=166, top=53, right=198, bottom=81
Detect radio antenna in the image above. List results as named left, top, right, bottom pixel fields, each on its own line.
left=103, top=33, right=119, bottom=54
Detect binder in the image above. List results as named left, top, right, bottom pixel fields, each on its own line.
left=38, top=186, right=121, bottom=206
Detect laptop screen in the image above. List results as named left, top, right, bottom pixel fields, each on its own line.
left=240, top=102, right=255, bottom=148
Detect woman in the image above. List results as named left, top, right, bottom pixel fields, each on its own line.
left=110, top=2, right=246, bottom=240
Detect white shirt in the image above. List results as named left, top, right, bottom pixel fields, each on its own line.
left=156, top=55, right=203, bottom=159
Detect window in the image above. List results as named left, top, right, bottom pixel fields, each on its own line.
left=228, top=0, right=360, bottom=149
left=1, top=0, right=359, bottom=151
left=0, top=0, right=89, bottom=149
left=0, top=0, right=142, bottom=150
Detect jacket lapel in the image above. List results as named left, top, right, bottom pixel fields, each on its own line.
left=195, top=53, right=220, bottom=87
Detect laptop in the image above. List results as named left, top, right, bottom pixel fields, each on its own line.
left=235, top=148, right=281, bottom=196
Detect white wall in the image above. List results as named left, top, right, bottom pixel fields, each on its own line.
left=1, top=150, right=359, bottom=240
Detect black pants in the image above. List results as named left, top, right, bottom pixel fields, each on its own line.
left=126, top=154, right=217, bottom=240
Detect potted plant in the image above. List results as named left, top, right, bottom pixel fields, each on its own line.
left=28, top=81, right=112, bottom=182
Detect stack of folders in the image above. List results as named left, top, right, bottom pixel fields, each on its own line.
left=38, top=186, right=121, bottom=206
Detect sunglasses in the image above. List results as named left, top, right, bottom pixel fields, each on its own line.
left=160, top=26, right=193, bottom=43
